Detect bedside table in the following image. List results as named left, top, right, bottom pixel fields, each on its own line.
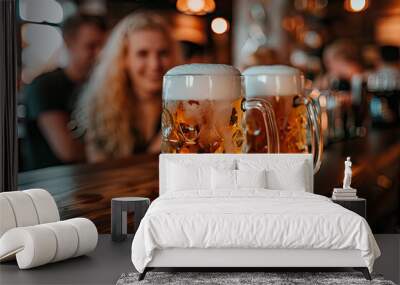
left=111, top=197, right=150, bottom=241
left=331, top=198, right=366, bottom=219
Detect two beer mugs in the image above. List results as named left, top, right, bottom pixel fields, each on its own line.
left=161, top=64, right=279, bottom=154
left=161, top=64, right=322, bottom=172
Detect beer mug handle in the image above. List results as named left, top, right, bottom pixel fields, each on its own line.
left=244, top=99, right=280, bottom=153
left=305, top=97, right=323, bottom=174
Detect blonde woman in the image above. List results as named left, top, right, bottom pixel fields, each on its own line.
left=77, top=11, right=181, bottom=162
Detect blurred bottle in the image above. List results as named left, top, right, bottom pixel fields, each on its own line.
left=367, top=45, right=400, bottom=127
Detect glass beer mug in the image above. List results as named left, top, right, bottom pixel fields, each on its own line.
left=161, top=64, right=279, bottom=154
left=243, top=65, right=323, bottom=173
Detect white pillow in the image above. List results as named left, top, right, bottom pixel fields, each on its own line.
left=211, top=169, right=267, bottom=190
left=238, top=159, right=310, bottom=192
left=265, top=162, right=308, bottom=191
left=211, top=168, right=236, bottom=190
left=167, top=162, right=211, bottom=191
left=237, top=169, right=267, bottom=188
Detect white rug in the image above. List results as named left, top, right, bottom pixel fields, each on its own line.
left=116, top=271, right=395, bottom=285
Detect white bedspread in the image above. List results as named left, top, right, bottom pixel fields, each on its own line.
left=131, top=190, right=380, bottom=273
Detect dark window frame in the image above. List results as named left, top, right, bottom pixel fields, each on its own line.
left=0, top=0, right=18, bottom=192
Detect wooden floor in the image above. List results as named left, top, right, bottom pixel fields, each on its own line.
left=18, top=127, right=400, bottom=234
left=1, top=234, right=399, bottom=285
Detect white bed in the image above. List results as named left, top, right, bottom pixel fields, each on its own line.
left=131, top=154, right=380, bottom=280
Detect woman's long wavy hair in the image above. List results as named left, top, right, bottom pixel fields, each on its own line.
left=76, top=11, right=181, bottom=159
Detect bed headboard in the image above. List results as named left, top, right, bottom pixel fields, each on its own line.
left=159, top=154, right=314, bottom=195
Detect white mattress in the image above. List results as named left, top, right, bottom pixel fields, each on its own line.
left=131, top=190, right=380, bottom=273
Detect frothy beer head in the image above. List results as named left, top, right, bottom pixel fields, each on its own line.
left=164, top=64, right=242, bottom=101
left=243, top=65, right=303, bottom=97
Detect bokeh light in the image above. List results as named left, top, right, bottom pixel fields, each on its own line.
left=211, top=17, right=229, bottom=35
left=19, top=0, right=63, bottom=23
left=21, top=23, right=63, bottom=82
left=187, top=0, right=205, bottom=13
left=345, top=0, right=368, bottom=13
left=176, top=0, right=215, bottom=15
left=350, top=0, right=366, bottom=11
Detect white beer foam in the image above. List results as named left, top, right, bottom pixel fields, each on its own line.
left=243, top=65, right=302, bottom=97
left=164, top=64, right=242, bottom=101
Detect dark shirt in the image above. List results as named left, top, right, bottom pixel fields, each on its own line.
left=23, top=68, right=80, bottom=170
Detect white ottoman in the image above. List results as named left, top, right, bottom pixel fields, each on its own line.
left=0, top=189, right=98, bottom=269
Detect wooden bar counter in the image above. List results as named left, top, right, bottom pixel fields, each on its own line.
left=18, top=128, right=400, bottom=234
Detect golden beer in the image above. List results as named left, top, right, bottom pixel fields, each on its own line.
left=162, top=97, right=245, bottom=153
left=246, top=95, right=308, bottom=153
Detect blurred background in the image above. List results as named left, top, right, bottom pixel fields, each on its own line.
left=16, top=0, right=399, bottom=233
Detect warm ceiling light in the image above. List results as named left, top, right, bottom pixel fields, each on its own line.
left=187, top=0, right=205, bottom=12
left=211, top=17, right=229, bottom=34
left=350, top=0, right=366, bottom=11
left=345, top=0, right=368, bottom=13
left=176, top=0, right=215, bottom=15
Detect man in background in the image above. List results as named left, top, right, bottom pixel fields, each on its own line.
left=23, top=14, right=107, bottom=170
